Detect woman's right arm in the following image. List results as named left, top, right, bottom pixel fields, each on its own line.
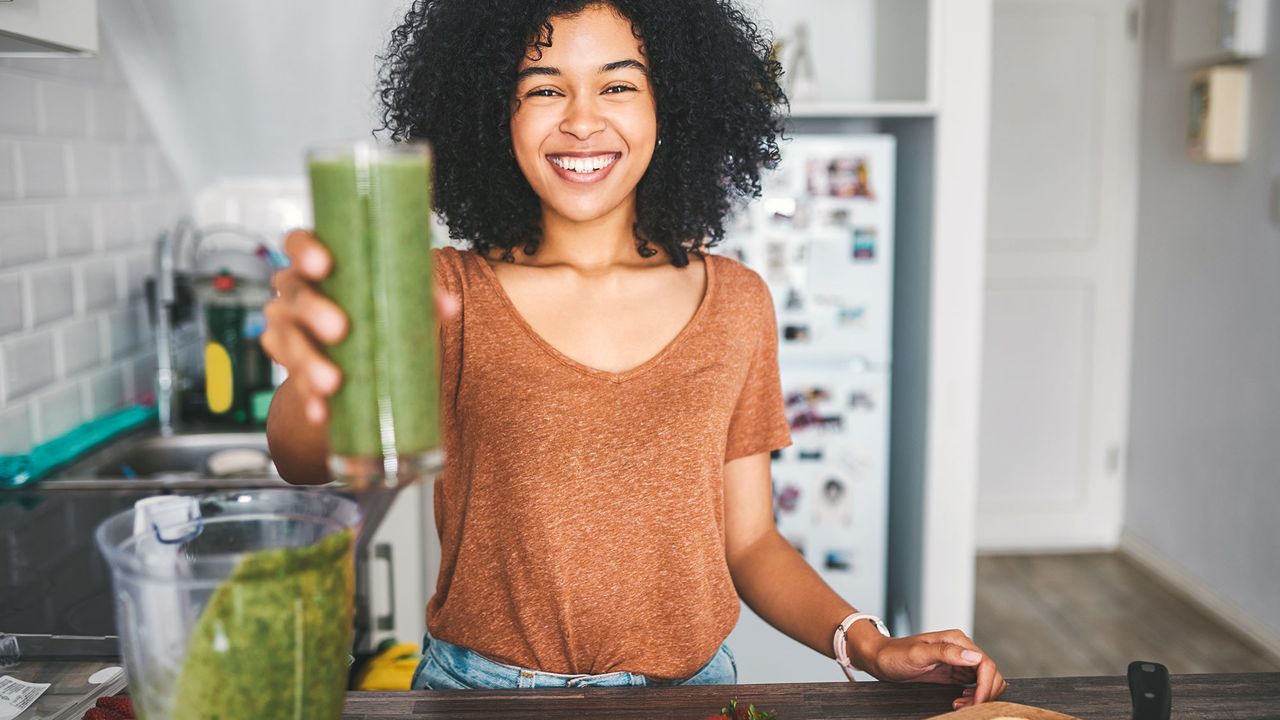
left=262, top=230, right=459, bottom=484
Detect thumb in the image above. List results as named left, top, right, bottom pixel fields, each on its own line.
left=915, top=642, right=983, bottom=669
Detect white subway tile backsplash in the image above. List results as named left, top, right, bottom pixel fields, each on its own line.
left=100, top=201, right=137, bottom=249
left=0, top=38, right=189, bottom=420
left=147, top=147, right=179, bottom=191
left=89, top=366, right=125, bottom=415
left=134, top=198, right=176, bottom=241
left=0, top=403, right=32, bottom=453
left=0, top=275, right=23, bottom=336
left=35, top=382, right=84, bottom=442
left=129, top=351, right=157, bottom=402
left=81, top=259, right=119, bottom=307
left=3, top=330, right=55, bottom=400
left=0, top=143, right=15, bottom=199
left=0, top=71, right=39, bottom=134
left=126, top=98, right=154, bottom=142
left=118, top=145, right=150, bottom=194
left=90, top=88, right=130, bottom=141
left=29, top=265, right=75, bottom=326
left=71, top=142, right=116, bottom=196
left=16, top=140, right=69, bottom=199
left=59, top=315, right=101, bottom=376
left=0, top=205, right=50, bottom=268
left=122, top=251, right=150, bottom=300
left=105, top=305, right=141, bottom=359
left=41, top=80, right=89, bottom=137
left=53, top=203, right=97, bottom=257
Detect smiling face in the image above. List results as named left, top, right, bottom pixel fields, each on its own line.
left=509, top=4, right=658, bottom=229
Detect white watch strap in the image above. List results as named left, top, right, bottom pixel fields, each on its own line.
left=833, top=612, right=890, bottom=682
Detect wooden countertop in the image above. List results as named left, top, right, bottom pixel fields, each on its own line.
left=342, top=673, right=1280, bottom=719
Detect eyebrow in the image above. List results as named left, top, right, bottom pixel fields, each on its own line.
left=516, top=59, right=648, bottom=82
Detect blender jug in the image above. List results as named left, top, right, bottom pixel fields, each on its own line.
left=95, top=489, right=361, bottom=720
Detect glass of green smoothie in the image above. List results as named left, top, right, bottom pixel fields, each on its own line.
left=308, top=141, right=439, bottom=488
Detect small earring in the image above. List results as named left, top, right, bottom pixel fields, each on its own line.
left=657, top=137, right=663, bottom=148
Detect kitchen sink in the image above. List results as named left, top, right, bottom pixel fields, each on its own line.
left=48, top=430, right=281, bottom=484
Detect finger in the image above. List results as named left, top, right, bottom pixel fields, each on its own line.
left=261, top=317, right=342, bottom=397
left=291, top=283, right=349, bottom=345
left=435, top=289, right=459, bottom=322
left=993, top=674, right=1008, bottom=700
left=910, top=641, right=980, bottom=673
left=973, top=656, right=997, bottom=704
left=305, top=396, right=328, bottom=424
left=283, top=229, right=332, bottom=280
left=961, top=687, right=976, bottom=696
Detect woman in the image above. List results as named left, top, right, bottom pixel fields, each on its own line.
left=263, top=0, right=1005, bottom=707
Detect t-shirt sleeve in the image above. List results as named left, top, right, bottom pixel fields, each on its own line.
left=432, top=246, right=464, bottom=407
left=724, top=274, right=792, bottom=462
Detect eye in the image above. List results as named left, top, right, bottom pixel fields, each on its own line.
left=525, top=87, right=562, bottom=98
left=603, top=84, right=637, bottom=95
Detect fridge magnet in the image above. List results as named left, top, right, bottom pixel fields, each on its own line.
left=786, top=386, right=842, bottom=432
left=823, top=549, right=853, bottom=572
left=825, top=205, right=854, bottom=227
left=806, top=157, right=875, bottom=199
left=784, top=287, right=805, bottom=311
left=773, top=481, right=801, bottom=514
left=836, top=306, right=867, bottom=328
left=782, top=324, right=811, bottom=343
left=848, top=390, right=875, bottom=411
left=851, top=227, right=876, bottom=261
left=796, top=448, right=824, bottom=462
left=814, top=477, right=853, bottom=527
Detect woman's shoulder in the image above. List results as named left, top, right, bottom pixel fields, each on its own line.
left=706, top=252, right=771, bottom=310
left=432, top=244, right=481, bottom=294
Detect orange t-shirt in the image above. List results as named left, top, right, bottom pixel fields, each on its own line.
left=425, top=246, right=792, bottom=680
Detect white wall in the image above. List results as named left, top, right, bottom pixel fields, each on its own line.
left=1124, top=0, right=1280, bottom=651
left=0, top=33, right=185, bottom=452
left=99, top=0, right=413, bottom=196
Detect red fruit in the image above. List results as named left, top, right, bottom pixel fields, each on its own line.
left=83, top=709, right=124, bottom=720
left=704, top=716, right=732, bottom=720
left=95, top=696, right=134, bottom=717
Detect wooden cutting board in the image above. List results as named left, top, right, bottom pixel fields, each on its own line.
left=927, top=701, right=1081, bottom=720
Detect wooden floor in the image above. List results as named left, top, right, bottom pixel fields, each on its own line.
left=972, top=553, right=1280, bottom=678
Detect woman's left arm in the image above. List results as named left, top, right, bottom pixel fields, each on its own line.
left=724, top=451, right=1007, bottom=710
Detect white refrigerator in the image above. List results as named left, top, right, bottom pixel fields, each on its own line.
left=721, top=134, right=895, bottom=683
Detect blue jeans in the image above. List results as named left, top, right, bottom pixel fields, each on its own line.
left=411, top=632, right=738, bottom=689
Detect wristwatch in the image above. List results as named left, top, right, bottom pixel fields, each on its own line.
left=833, top=612, right=890, bottom=682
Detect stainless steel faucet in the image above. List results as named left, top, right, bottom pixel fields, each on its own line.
left=152, top=218, right=200, bottom=437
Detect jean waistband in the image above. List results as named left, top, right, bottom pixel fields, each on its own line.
left=426, top=632, right=649, bottom=688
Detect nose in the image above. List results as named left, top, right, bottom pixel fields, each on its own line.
left=559, top=94, right=606, bottom=141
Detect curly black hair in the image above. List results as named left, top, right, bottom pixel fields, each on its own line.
left=376, top=0, right=787, bottom=267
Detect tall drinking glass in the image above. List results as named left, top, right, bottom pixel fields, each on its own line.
left=307, top=141, right=438, bottom=487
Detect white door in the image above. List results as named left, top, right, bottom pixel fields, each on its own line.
left=976, top=0, right=1141, bottom=550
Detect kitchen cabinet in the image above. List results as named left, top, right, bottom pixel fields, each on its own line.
left=0, top=0, right=98, bottom=56
left=365, top=478, right=438, bottom=649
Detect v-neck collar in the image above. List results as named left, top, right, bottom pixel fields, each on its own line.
left=470, top=250, right=716, bottom=384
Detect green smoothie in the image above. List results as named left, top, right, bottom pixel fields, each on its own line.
left=309, top=144, right=438, bottom=480
left=167, top=528, right=354, bottom=720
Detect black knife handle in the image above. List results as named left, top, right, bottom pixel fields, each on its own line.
left=1128, top=660, right=1172, bottom=720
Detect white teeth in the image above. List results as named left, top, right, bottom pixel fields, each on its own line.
left=550, top=154, right=617, bottom=173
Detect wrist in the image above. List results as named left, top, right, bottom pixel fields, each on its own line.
left=846, top=619, right=891, bottom=674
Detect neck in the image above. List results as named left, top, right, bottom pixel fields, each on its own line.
left=533, top=197, right=655, bottom=271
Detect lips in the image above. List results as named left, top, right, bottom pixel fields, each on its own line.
left=545, top=152, right=622, bottom=184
